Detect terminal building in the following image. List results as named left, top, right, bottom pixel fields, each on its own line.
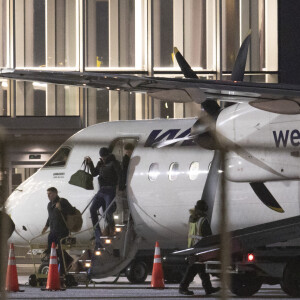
left=0, top=0, right=297, bottom=201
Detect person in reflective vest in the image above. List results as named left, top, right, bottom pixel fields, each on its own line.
left=179, top=200, right=220, bottom=296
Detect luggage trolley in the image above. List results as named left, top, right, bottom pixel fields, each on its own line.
left=60, top=234, right=94, bottom=287
left=27, top=235, right=51, bottom=287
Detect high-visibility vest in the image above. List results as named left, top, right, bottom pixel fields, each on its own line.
left=188, top=216, right=206, bottom=248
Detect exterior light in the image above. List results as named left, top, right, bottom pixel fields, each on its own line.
left=115, top=227, right=122, bottom=233
left=105, top=239, right=111, bottom=244
left=247, top=253, right=255, bottom=262
left=95, top=250, right=101, bottom=256
left=85, top=262, right=91, bottom=268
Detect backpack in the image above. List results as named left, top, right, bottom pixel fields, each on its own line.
left=59, top=199, right=83, bottom=233
left=65, top=208, right=83, bottom=232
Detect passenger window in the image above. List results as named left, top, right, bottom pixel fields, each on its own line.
left=189, top=161, right=200, bottom=180
left=148, top=163, right=159, bottom=181
left=168, top=162, right=179, bottom=181
left=44, top=147, right=71, bottom=168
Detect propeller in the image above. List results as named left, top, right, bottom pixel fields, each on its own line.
left=173, top=47, right=221, bottom=118
left=170, top=32, right=284, bottom=216
left=250, top=182, right=284, bottom=213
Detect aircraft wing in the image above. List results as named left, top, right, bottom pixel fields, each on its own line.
left=1, top=69, right=300, bottom=114
left=173, top=215, right=300, bottom=262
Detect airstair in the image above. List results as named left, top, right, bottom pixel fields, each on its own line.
left=25, top=192, right=140, bottom=287
left=59, top=192, right=140, bottom=285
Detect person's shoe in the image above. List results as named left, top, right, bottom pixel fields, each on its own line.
left=205, top=286, right=220, bottom=295
left=179, top=287, right=194, bottom=296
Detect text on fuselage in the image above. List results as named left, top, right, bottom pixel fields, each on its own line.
left=273, top=130, right=300, bottom=147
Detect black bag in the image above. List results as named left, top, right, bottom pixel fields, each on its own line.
left=69, top=161, right=94, bottom=190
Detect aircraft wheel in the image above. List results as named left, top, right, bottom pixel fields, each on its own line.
left=65, top=274, right=78, bottom=287
left=28, top=274, right=37, bottom=287
left=38, top=261, right=49, bottom=274
left=281, top=259, right=300, bottom=297
left=126, top=260, right=148, bottom=284
left=164, top=270, right=183, bottom=283
left=230, top=273, right=262, bottom=297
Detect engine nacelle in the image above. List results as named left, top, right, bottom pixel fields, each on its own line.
left=216, top=103, right=300, bottom=182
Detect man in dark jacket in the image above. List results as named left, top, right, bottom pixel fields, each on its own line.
left=42, top=187, right=75, bottom=275
left=85, top=147, right=121, bottom=249
left=179, top=200, right=220, bottom=296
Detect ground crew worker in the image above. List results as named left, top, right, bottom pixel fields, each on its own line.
left=42, top=187, right=75, bottom=275
left=85, top=147, right=121, bottom=249
left=179, top=200, right=220, bottom=296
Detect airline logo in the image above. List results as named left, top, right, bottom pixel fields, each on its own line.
left=273, top=130, right=300, bottom=147
left=145, top=128, right=194, bottom=147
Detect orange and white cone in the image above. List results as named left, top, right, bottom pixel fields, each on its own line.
left=151, top=241, right=165, bottom=289
left=5, top=243, right=24, bottom=292
left=42, top=242, right=65, bottom=291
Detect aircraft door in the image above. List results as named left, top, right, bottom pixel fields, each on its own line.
left=109, top=138, right=138, bottom=224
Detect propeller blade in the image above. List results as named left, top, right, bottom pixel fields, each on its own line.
left=201, top=150, right=222, bottom=221
left=173, top=47, right=198, bottom=79
left=250, top=182, right=284, bottom=213
left=231, top=32, right=251, bottom=82
left=173, top=47, right=221, bottom=118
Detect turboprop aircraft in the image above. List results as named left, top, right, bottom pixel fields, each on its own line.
left=2, top=34, right=300, bottom=287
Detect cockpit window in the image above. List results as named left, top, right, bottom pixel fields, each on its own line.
left=44, top=147, right=71, bottom=168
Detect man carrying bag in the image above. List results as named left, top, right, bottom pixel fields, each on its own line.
left=42, top=187, right=81, bottom=275
left=85, top=147, right=121, bottom=249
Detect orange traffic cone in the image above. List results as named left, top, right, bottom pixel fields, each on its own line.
left=151, top=241, right=165, bottom=289
left=5, top=243, right=24, bottom=292
left=42, top=242, right=65, bottom=291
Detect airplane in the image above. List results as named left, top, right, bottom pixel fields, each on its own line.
left=2, top=33, right=300, bottom=295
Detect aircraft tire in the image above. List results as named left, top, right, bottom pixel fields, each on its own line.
left=38, top=261, right=49, bottom=274
left=164, top=270, right=183, bottom=283
left=125, top=260, right=148, bottom=284
left=230, top=273, right=262, bottom=297
left=281, top=259, right=300, bottom=297
left=65, top=274, right=78, bottom=287
left=28, top=274, right=37, bottom=287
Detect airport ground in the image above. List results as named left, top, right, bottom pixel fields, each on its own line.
left=2, top=264, right=290, bottom=300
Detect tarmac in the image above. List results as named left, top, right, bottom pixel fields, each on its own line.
left=3, top=276, right=289, bottom=300
left=1, top=264, right=290, bottom=300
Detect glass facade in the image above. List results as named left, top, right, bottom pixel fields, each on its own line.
left=0, top=0, right=8, bottom=68
left=15, top=0, right=77, bottom=68
left=15, top=82, right=79, bottom=116
left=0, top=0, right=278, bottom=121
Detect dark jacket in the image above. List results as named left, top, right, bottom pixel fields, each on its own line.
left=45, top=197, right=76, bottom=238
left=88, top=154, right=121, bottom=187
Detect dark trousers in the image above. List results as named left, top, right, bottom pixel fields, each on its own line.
left=180, top=263, right=213, bottom=292
left=90, top=187, right=116, bottom=245
left=47, top=231, right=72, bottom=276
